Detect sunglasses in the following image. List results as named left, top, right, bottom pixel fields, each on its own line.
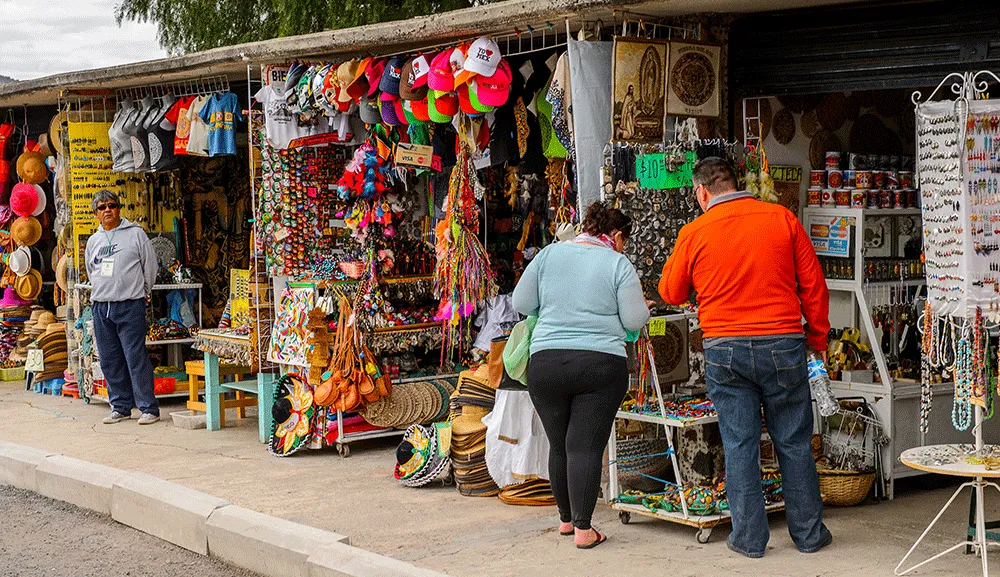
left=96, top=203, right=119, bottom=211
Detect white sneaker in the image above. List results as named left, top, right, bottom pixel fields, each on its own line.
left=137, top=413, right=160, bottom=425
left=102, top=411, right=130, bottom=424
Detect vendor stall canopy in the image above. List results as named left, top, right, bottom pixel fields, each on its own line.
left=0, top=0, right=857, bottom=108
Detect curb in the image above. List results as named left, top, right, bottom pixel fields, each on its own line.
left=0, top=440, right=450, bottom=577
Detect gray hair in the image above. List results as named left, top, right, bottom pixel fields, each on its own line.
left=91, top=189, right=120, bottom=212
left=692, top=157, right=738, bottom=195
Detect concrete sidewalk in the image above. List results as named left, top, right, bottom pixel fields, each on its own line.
left=0, top=381, right=993, bottom=577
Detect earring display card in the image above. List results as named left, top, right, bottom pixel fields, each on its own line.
left=917, top=101, right=966, bottom=317
left=963, top=100, right=1000, bottom=316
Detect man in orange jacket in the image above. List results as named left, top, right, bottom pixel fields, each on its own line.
left=659, top=157, right=832, bottom=558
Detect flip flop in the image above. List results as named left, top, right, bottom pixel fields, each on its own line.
left=576, top=529, right=607, bottom=549
left=559, top=522, right=574, bottom=536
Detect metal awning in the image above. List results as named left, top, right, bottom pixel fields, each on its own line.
left=0, top=0, right=856, bottom=107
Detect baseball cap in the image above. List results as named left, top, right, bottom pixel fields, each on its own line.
left=473, top=60, right=512, bottom=107
left=457, top=84, right=482, bottom=116
left=380, top=93, right=403, bottom=125
left=336, top=61, right=358, bottom=103
left=399, top=58, right=429, bottom=101
left=410, top=98, right=431, bottom=122
left=455, top=36, right=501, bottom=88
left=467, top=81, right=496, bottom=114
left=348, top=57, right=372, bottom=101
left=410, top=55, right=431, bottom=89
left=402, top=100, right=426, bottom=126
left=359, top=97, right=382, bottom=124
left=427, top=90, right=454, bottom=123
left=379, top=56, right=404, bottom=96
left=364, top=58, right=387, bottom=97
left=428, top=48, right=466, bottom=92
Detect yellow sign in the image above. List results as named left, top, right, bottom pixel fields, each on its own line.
left=68, top=121, right=120, bottom=270
left=229, top=268, right=251, bottom=326
left=649, top=318, right=666, bottom=336
left=770, top=165, right=802, bottom=183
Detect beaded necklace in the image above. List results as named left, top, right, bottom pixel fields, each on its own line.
left=973, top=307, right=986, bottom=400
left=920, top=301, right=934, bottom=433
left=952, top=323, right=973, bottom=431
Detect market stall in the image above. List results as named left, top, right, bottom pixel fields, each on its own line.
left=51, top=79, right=253, bottom=409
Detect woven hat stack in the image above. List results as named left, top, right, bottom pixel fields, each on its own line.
left=360, top=379, right=454, bottom=428
left=0, top=304, right=31, bottom=363
left=498, top=479, right=557, bottom=506
left=450, top=365, right=499, bottom=497
left=394, top=424, right=452, bottom=487
left=34, top=321, right=68, bottom=381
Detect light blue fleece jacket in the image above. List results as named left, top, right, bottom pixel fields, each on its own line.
left=84, top=218, right=158, bottom=302
left=512, top=242, right=650, bottom=358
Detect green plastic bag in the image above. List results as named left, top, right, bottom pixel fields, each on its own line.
left=503, top=316, right=537, bottom=385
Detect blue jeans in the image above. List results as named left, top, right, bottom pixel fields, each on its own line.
left=92, top=299, right=159, bottom=417
left=704, top=336, right=830, bottom=557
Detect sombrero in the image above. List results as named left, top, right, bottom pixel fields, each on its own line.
left=498, top=480, right=556, bottom=506
left=268, top=373, right=315, bottom=457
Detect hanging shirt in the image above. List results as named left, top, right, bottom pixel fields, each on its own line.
left=165, top=95, right=196, bottom=156
left=109, top=105, right=138, bottom=173
left=147, top=97, right=177, bottom=171
left=199, top=92, right=243, bottom=156
left=185, top=96, right=211, bottom=157
left=253, top=85, right=311, bottom=149
left=122, top=101, right=155, bottom=172
left=546, top=52, right=574, bottom=159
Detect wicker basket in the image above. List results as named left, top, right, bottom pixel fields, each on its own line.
left=817, top=468, right=875, bottom=506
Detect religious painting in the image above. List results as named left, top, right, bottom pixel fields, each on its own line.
left=666, top=41, right=722, bottom=118
left=612, top=37, right=668, bottom=142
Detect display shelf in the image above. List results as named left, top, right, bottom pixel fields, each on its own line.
left=804, top=207, right=922, bottom=217
left=373, top=322, right=440, bottom=333
left=75, top=282, right=204, bottom=290
left=615, top=410, right=718, bottom=428
left=611, top=501, right=786, bottom=543
left=146, top=338, right=198, bottom=345
left=826, top=279, right=925, bottom=291
left=86, top=390, right=190, bottom=405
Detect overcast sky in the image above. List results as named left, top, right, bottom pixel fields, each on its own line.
left=0, top=0, right=168, bottom=81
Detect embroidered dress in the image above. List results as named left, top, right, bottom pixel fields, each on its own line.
left=546, top=53, right=575, bottom=160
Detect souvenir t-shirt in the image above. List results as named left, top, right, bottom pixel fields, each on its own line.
left=199, top=92, right=243, bottom=157
left=165, top=95, right=196, bottom=156
left=253, top=85, right=311, bottom=149
left=185, top=96, right=211, bottom=157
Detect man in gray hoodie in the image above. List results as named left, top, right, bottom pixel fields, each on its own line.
left=84, top=190, right=160, bottom=425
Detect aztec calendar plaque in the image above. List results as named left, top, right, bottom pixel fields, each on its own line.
left=667, top=42, right=722, bottom=118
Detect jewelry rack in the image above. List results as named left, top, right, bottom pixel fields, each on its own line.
left=116, top=75, right=231, bottom=102
left=895, top=70, right=1000, bottom=577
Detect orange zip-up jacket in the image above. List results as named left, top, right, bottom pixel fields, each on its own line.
left=658, top=194, right=830, bottom=351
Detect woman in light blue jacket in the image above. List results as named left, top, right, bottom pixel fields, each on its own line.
left=512, top=201, right=649, bottom=549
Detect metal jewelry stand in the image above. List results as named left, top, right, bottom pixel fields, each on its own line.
left=896, top=70, right=1000, bottom=577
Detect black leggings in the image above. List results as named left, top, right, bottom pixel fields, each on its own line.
left=527, top=349, right=629, bottom=530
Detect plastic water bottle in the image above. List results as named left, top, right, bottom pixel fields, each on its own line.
left=807, top=351, right=840, bottom=417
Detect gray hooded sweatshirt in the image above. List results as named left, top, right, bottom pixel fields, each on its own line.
left=84, top=218, right=158, bottom=302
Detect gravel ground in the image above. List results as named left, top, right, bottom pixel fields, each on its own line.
left=0, top=485, right=261, bottom=577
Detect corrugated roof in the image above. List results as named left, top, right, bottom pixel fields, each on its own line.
left=0, top=0, right=856, bottom=107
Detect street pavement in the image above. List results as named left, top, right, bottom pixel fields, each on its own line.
left=0, top=485, right=260, bottom=577
left=0, top=380, right=993, bottom=577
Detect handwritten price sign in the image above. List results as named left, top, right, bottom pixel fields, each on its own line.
left=636, top=151, right=697, bottom=189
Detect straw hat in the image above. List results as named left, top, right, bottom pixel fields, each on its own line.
left=44, top=322, right=66, bottom=336
left=11, top=216, right=42, bottom=247
left=16, top=151, right=48, bottom=184
left=7, top=246, right=31, bottom=276
left=32, top=310, right=56, bottom=330
left=15, top=269, right=42, bottom=300
left=31, top=184, right=47, bottom=217
left=55, top=253, right=69, bottom=291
